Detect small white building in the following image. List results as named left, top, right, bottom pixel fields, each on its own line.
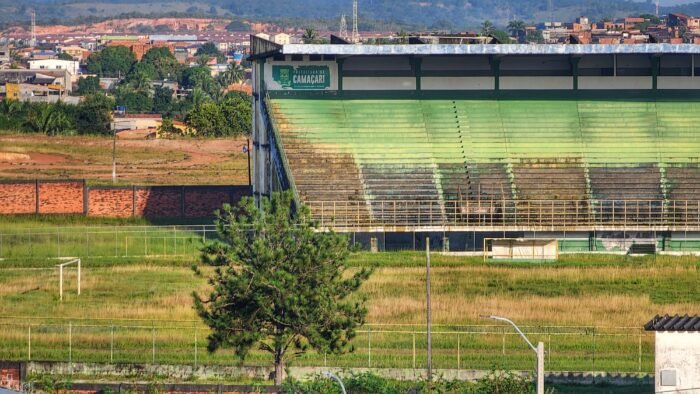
left=255, top=33, right=271, bottom=41
left=28, top=59, right=80, bottom=82
left=645, top=314, right=700, bottom=394
left=271, top=33, right=291, bottom=45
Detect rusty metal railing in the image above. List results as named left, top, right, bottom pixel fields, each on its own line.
left=306, top=199, right=700, bottom=231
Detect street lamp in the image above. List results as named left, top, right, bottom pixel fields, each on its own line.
left=480, top=315, right=544, bottom=394
left=322, top=372, right=347, bottom=394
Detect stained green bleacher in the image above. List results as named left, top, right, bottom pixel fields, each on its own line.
left=270, top=98, right=700, bottom=224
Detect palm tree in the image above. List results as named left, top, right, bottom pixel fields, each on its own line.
left=197, top=55, right=212, bottom=67
left=507, top=20, right=526, bottom=41
left=219, top=62, right=245, bottom=86
left=24, top=105, right=69, bottom=136
left=480, top=20, right=495, bottom=36
left=302, top=28, right=319, bottom=44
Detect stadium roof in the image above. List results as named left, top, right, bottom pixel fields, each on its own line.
left=645, top=314, right=700, bottom=332
left=281, top=44, right=700, bottom=56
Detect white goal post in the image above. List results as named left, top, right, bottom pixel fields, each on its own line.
left=56, top=258, right=81, bottom=301
left=483, top=238, right=559, bottom=261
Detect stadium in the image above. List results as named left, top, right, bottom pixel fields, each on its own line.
left=251, top=37, right=700, bottom=254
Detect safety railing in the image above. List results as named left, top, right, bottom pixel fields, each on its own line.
left=306, top=199, right=700, bottom=230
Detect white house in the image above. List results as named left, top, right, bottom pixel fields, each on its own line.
left=255, top=32, right=271, bottom=41
left=271, top=33, right=291, bottom=45
left=645, top=314, right=700, bottom=394
left=28, top=59, right=80, bottom=82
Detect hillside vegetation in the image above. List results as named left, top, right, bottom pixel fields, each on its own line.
left=9, top=0, right=700, bottom=30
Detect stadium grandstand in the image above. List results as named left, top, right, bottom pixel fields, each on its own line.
left=250, top=37, right=700, bottom=252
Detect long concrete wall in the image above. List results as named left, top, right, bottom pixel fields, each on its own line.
left=0, top=180, right=250, bottom=219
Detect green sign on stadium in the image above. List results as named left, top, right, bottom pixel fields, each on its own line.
left=272, top=65, right=331, bottom=90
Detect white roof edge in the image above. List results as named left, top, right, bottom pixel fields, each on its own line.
left=282, top=44, right=700, bottom=56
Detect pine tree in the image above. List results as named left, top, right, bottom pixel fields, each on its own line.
left=193, top=192, right=371, bottom=385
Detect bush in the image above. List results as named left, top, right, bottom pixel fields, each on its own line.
left=282, top=370, right=547, bottom=394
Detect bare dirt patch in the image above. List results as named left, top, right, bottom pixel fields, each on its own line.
left=0, top=133, right=249, bottom=185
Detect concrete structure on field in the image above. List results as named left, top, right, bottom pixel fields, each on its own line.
left=645, top=315, right=700, bottom=394
left=250, top=38, right=700, bottom=251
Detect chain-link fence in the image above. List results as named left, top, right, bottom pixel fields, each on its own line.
left=0, top=226, right=218, bottom=261
left=0, top=318, right=654, bottom=373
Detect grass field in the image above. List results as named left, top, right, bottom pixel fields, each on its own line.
left=0, top=132, right=249, bottom=185
left=0, top=216, right=698, bottom=376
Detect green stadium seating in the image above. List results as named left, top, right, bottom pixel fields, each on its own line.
left=270, top=98, right=700, bottom=226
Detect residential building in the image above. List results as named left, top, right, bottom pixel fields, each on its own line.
left=28, top=59, right=80, bottom=82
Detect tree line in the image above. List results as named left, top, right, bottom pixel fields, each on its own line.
left=2, top=44, right=251, bottom=137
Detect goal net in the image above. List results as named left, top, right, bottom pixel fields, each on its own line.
left=484, top=238, right=559, bottom=261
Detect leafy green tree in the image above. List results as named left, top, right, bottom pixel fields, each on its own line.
left=153, top=86, right=174, bottom=115
left=302, top=28, right=319, bottom=44
left=75, top=94, right=114, bottom=135
left=194, top=192, right=371, bottom=385
left=196, top=42, right=225, bottom=63
left=116, top=91, right=153, bottom=114
left=480, top=20, right=495, bottom=36
left=226, top=20, right=250, bottom=32
left=507, top=20, right=526, bottom=42
left=219, top=62, right=246, bottom=86
left=24, top=104, right=72, bottom=136
left=86, top=46, right=136, bottom=78
left=181, top=66, right=221, bottom=98
left=57, top=52, right=74, bottom=61
left=220, top=92, right=251, bottom=136
left=491, top=29, right=513, bottom=43
left=185, top=101, right=224, bottom=136
left=127, top=62, right=158, bottom=85
left=141, top=47, right=182, bottom=80
left=77, top=76, right=101, bottom=94
left=526, top=30, right=545, bottom=44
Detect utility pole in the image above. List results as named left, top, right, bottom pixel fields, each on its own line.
left=425, top=237, right=432, bottom=382
left=656, top=0, right=660, bottom=17
left=340, top=14, right=348, bottom=40
left=352, top=0, right=359, bottom=43
left=30, top=10, right=37, bottom=48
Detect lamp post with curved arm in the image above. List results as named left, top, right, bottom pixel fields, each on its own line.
left=322, top=372, right=347, bottom=394
left=480, top=315, right=544, bottom=394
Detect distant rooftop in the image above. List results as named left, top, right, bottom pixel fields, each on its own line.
left=281, top=43, right=700, bottom=56
left=150, top=35, right=199, bottom=42
left=645, top=315, right=700, bottom=332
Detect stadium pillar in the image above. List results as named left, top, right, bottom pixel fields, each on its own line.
left=571, top=56, right=581, bottom=91
left=490, top=56, right=502, bottom=91
left=413, top=57, right=422, bottom=92
left=337, top=58, right=344, bottom=92
left=651, top=55, right=660, bottom=91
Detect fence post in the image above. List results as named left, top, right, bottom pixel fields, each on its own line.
left=152, top=323, right=155, bottom=364
left=638, top=332, right=642, bottom=372
left=412, top=332, right=416, bottom=369
left=368, top=328, right=372, bottom=368
left=28, top=325, right=31, bottom=361
left=194, top=326, right=198, bottom=368
left=68, top=322, right=72, bottom=368
left=457, top=334, right=460, bottom=371
left=110, top=326, right=114, bottom=363
left=592, top=328, right=596, bottom=371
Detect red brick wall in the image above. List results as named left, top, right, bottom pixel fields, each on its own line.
left=0, top=181, right=250, bottom=218
left=88, top=188, right=134, bottom=217
left=38, top=181, right=84, bottom=214
left=184, top=187, right=232, bottom=218
left=0, top=182, right=36, bottom=214
left=0, top=362, right=22, bottom=391
left=135, top=187, right=182, bottom=217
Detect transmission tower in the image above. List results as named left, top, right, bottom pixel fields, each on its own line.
left=352, top=0, right=359, bottom=43
left=30, top=9, right=37, bottom=48
left=340, top=14, right=348, bottom=39
left=656, top=0, right=660, bottom=17
left=548, top=0, right=553, bottom=22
